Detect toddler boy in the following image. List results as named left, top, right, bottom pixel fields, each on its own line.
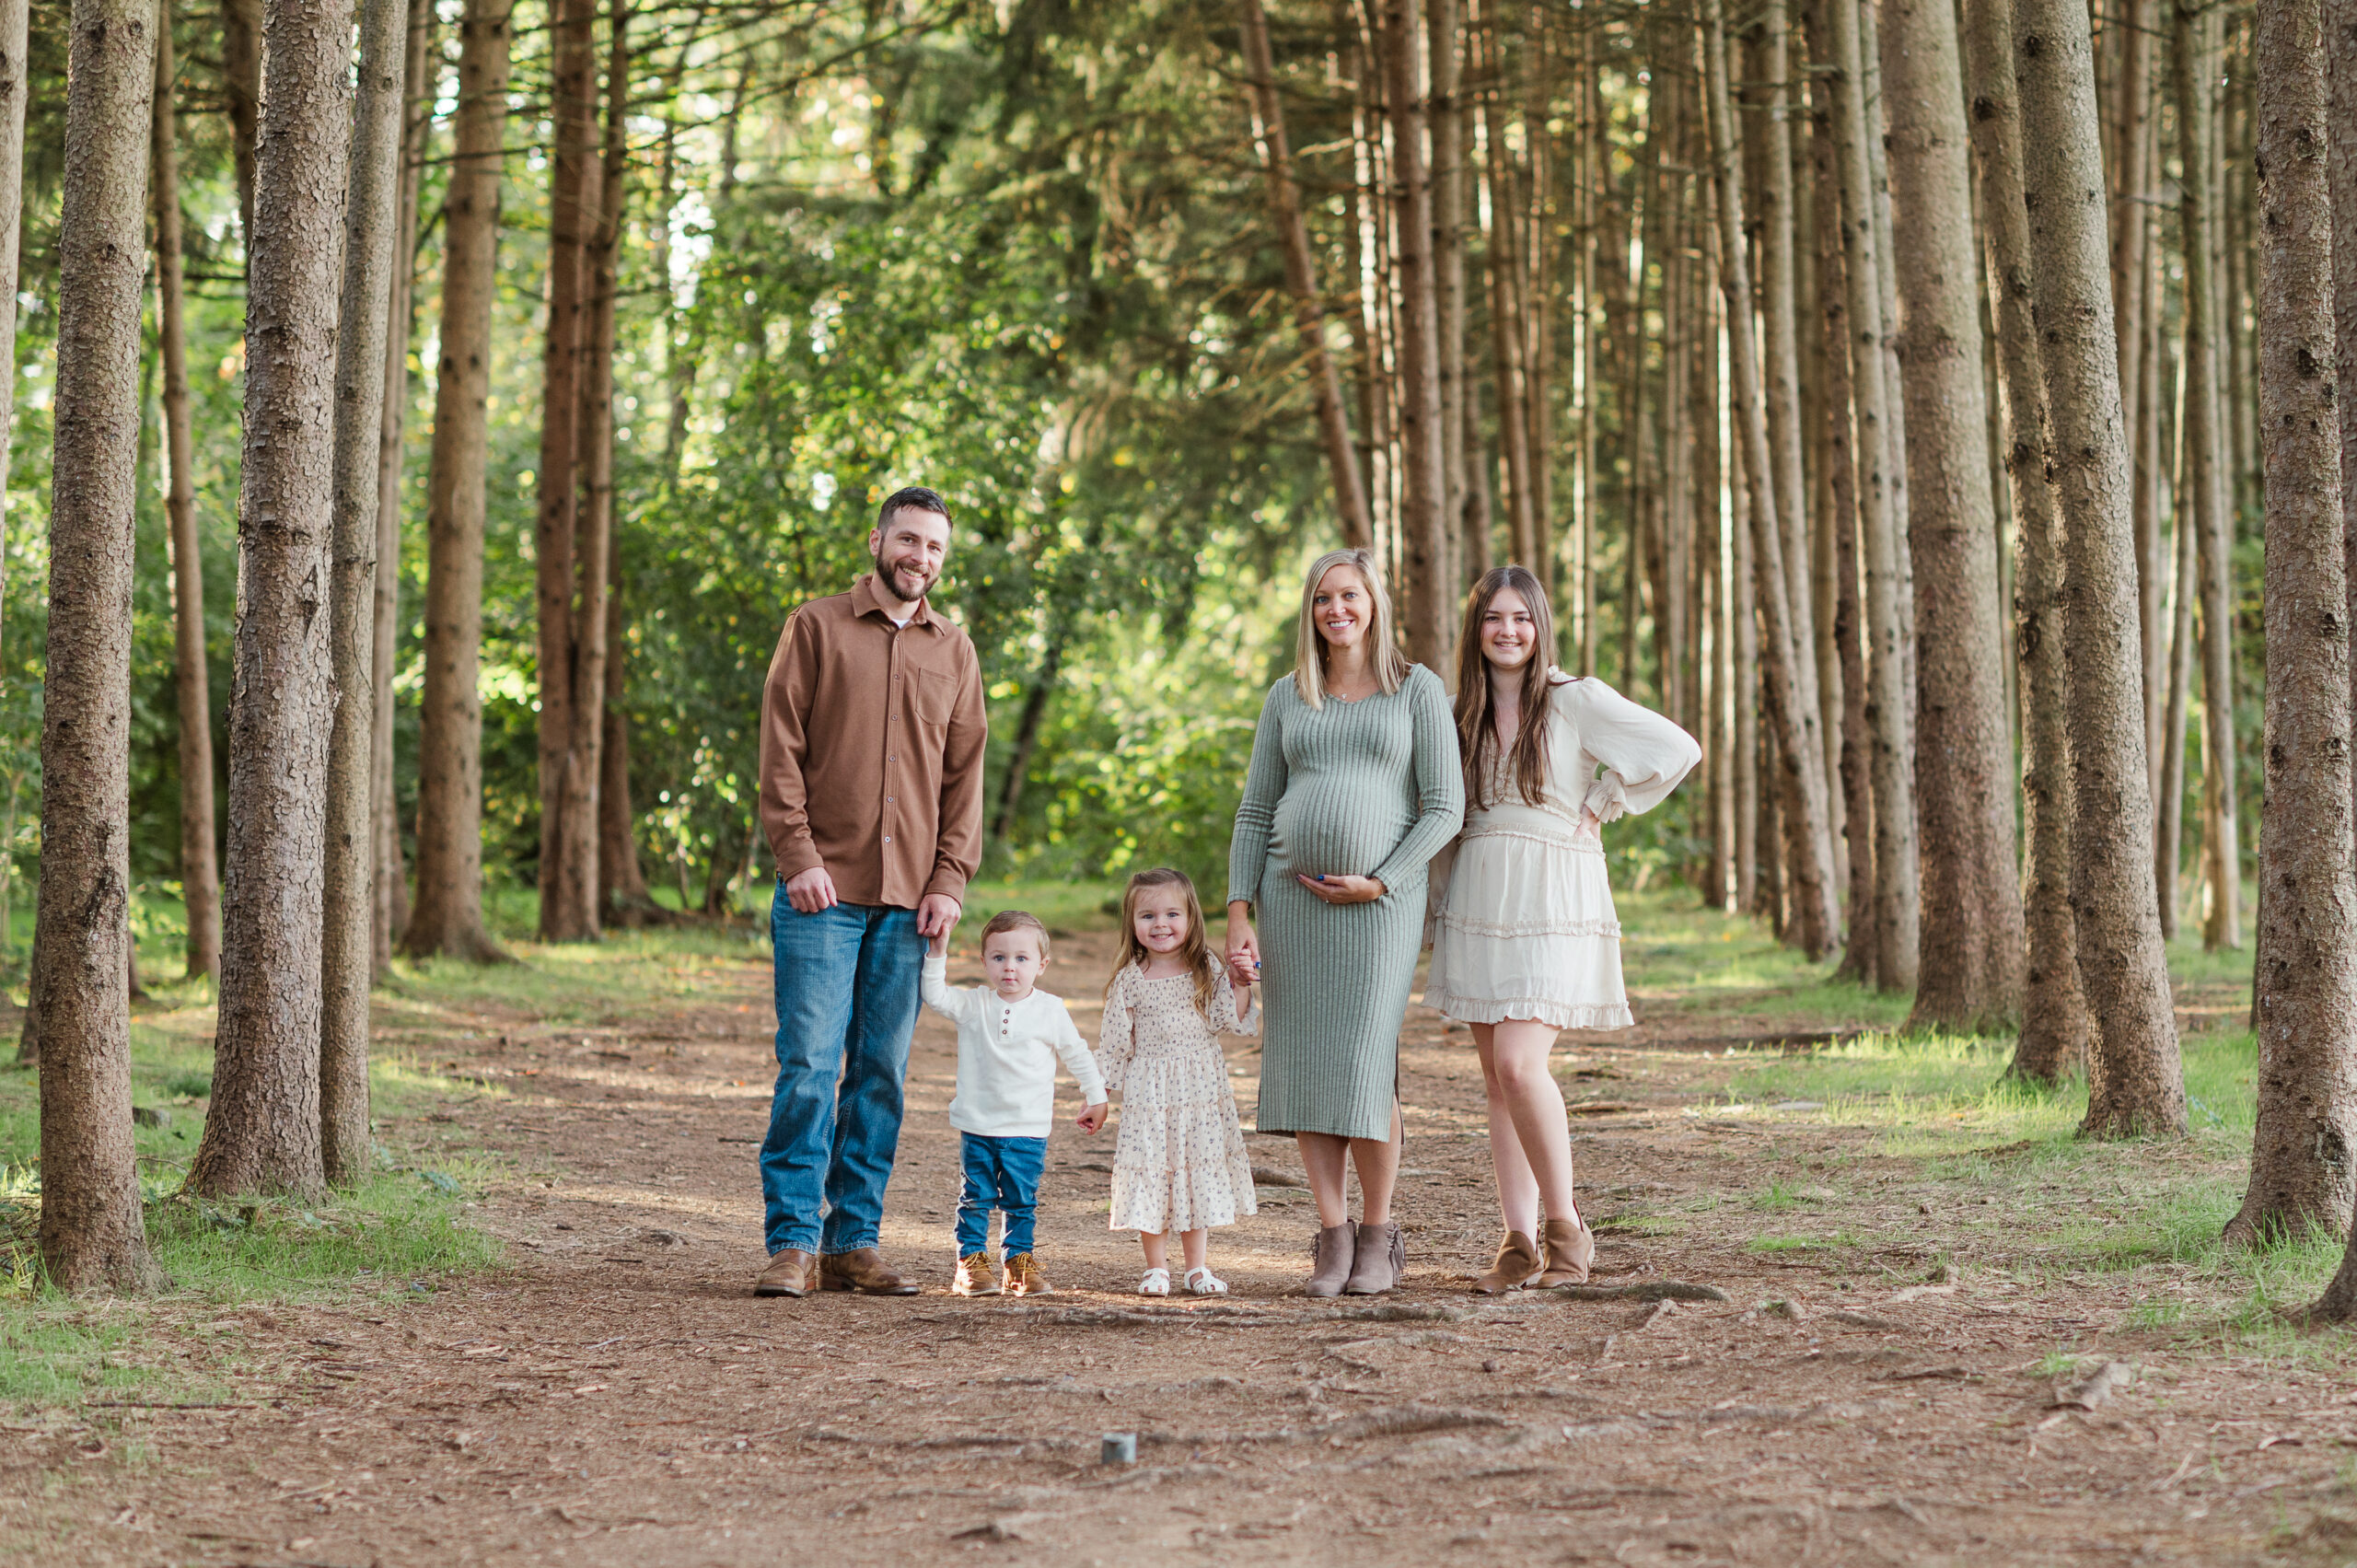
left=922, top=910, right=1107, bottom=1295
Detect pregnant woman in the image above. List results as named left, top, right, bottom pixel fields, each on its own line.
left=1225, top=549, right=1463, bottom=1296
left=1429, top=564, right=1699, bottom=1293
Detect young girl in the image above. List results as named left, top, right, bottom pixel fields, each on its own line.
left=1099, top=868, right=1258, bottom=1296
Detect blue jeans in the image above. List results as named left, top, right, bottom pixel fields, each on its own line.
left=760, top=888, right=923, bottom=1255
left=957, top=1132, right=1047, bottom=1258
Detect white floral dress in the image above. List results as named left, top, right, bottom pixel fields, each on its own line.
left=1099, top=965, right=1259, bottom=1234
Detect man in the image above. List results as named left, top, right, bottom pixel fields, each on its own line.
left=753, top=486, right=987, bottom=1297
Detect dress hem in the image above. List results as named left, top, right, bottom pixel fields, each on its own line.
left=1426, top=991, right=1635, bottom=1030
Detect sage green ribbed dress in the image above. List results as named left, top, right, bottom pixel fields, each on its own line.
left=1227, top=665, right=1465, bottom=1141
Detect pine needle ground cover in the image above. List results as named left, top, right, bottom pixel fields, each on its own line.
left=6, top=887, right=2357, bottom=1565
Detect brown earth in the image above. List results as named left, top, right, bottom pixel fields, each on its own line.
left=7, top=930, right=2356, bottom=1567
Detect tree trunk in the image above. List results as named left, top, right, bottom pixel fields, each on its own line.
left=1475, top=0, right=1537, bottom=569
left=598, top=561, right=651, bottom=920
left=1813, top=0, right=1919, bottom=989
left=2333, top=0, right=2357, bottom=892
left=1861, top=0, right=1916, bottom=739
left=403, top=0, right=511, bottom=963
left=1520, top=2, right=1555, bottom=598
left=551, top=0, right=628, bottom=943
left=2109, top=0, right=2162, bottom=803
left=2012, top=0, right=2186, bottom=1137
left=2189, top=5, right=2243, bottom=954
left=1759, top=0, right=1825, bottom=825
left=1704, top=0, right=1839, bottom=960
left=373, top=0, right=431, bottom=971
left=1238, top=0, right=1373, bottom=552
left=0, top=0, right=21, bottom=662
left=1880, top=0, right=2026, bottom=1028
left=192, top=0, right=354, bottom=1201
left=2222, top=0, right=2357, bottom=1246
left=220, top=0, right=259, bottom=238
left=1967, top=0, right=2086, bottom=1077
left=319, top=0, right=407, bottom=1191
left=1428, top=0, right=1466, bottom=609
left=1810, top=58, right=1877, bottom=986
left=2159, top=454, right=2196, bottom=936
left=152, top=1, right=217, bottom=981
left=532, top=0, right=599, bottom=942
left=38, top=0, right=160, bottom=1292
left=1380, top=0, right=1449, bottom=668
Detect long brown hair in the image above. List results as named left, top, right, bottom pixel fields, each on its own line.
left=1453, top=564, right=1562, bottom=809
left=1106, top=868, right=1221, bottom=1019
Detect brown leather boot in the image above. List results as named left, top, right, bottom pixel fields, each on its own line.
left=1003, top=1252, right=1053, bottom=1296
left=1306, top=1224, right=1356, bottom=1298
left=1473, top=1230, right=1541, bottom=1295
left=1342, top=1220, right=1403, bottom=1295
left=952, top=1252, right=1000, bottom=1296
left=754, top=1248, right=817, bottom=1298
left=1532, top=1216, right=1595, bottom=1288
left=819, top=1248, right=920, bottom=1295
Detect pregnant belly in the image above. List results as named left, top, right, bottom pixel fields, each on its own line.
left=1271, top=790, right=1409, bottom=877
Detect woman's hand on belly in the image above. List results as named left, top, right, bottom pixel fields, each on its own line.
left=1296, top=872, right=1387, bottom=905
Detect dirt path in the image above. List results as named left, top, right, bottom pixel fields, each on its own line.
left=8, top=932, right=2352, bottom=1566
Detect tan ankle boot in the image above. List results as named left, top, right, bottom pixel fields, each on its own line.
left=1473, top=1230, right=1541, bottom=1295
left=1533, top=1216, right=1595, bottom=1288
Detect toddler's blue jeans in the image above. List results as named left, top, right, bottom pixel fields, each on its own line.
left=957, top=1132, right=1047, bottom=1257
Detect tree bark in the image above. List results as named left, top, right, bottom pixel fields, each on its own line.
left=2189, top=5, right=2243, bottom=953
left=403, top=0, right=512, bottom=963
left=151, top=0, right=217, bottom=981
left=319, top=0, right=407, bottom=1190
left=1880, top=0, right=2026, bottom=1028
left=1428, top=0, right=1466, bottom=610
left=1705, top=0, right=1840, bottom=960
left=1759, top=0, right=1825, bottom=830
left=0, top=0, right=22, bottom=663
left=598, top=569, right=652, bottom=919
left=1966, top=0, right=2087, bottom=1077
left=1810, top=53, right=1877, bottom=986
left=1239, top=0, right=1373, bottom=552
left=1379, top=0, right=1449, bottom=668
left=1474, top=0, right=1537, bottom=569
left=2222, top=0, right=2357, bottom=1246
left=38, top=0, right=160, bottom=1292
left=2159, top=450, right=2196, bottom=936
left=2334, top=0, right=2357, bottom=889
left=1813, top=0, right=1919, bottom=989
left=552, top=0, right=629, bottom=944
left=192, top=0, right=355, bottom=1201
left=2012, top=0, right=2187, bottom=1136
left=220, top=0, right=259, bottom=238
left=532, top=0, right=600, bottom=942
left=373, top=0, right=431, bottom=971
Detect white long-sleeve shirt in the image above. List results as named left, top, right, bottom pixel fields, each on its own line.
left=922, top=955, right=1107, bottom=1138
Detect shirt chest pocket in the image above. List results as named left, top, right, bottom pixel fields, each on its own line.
left=911, top=666, right=958, bottom=726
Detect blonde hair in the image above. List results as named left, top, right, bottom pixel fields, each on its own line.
left=979, top=909, right=1050, bottom=958
left=1292, top=548, right=1410, bottom=709
left=1106, top=868, right=1220, bottom=1021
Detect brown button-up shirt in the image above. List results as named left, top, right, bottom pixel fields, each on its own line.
left=758, top=575, right=988, bottom=910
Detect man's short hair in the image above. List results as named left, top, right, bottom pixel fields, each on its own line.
left=877, top=485, right=951, bottom=533
left=979, top=909, right=1049, bottom=958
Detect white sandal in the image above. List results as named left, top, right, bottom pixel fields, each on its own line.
left=1138, top=1268, right=1171, bottom=1297
left=1184, top=1266, right=1228, bottom=1296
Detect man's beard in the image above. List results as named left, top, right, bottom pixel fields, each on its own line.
left=875, top=551, right=938, bottom=603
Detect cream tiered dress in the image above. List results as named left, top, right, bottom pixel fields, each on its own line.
left=1099, top=966, right=1259, bottom=1235
left=1427, top=674, right=1701, bottom=1030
